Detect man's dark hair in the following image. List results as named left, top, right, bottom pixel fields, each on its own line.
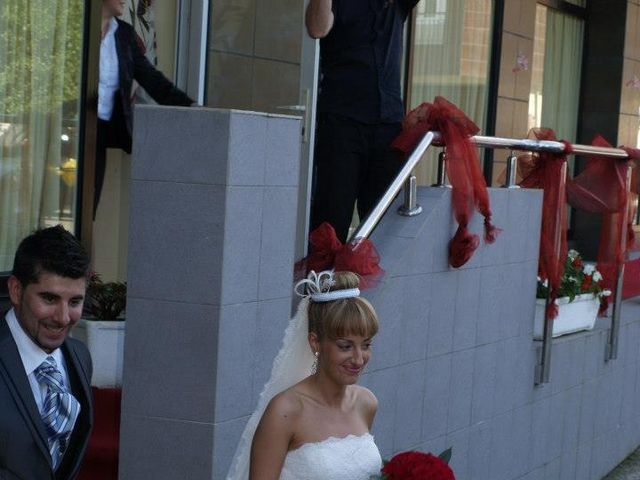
left=12, top=225, right=90, bottom=286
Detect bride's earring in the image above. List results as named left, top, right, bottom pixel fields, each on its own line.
left=311, top=352, right=319, bottom=374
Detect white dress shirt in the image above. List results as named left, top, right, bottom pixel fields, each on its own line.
left=98, top=17, right=120, bottom=121
left=5, top=309, right=74, bottom=415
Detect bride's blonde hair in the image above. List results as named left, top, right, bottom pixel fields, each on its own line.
left=308, top=271, right=379, bottom=340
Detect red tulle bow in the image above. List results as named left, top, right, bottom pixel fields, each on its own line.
left=392, top=96, right=500, bottom=268
left=298, top=223, right=384, bottom=288
left=622, top=146, right=640, bottom=251
left=518, top=128, right=569, bottom=319
left=520, top=132, right=634, bottom=317
left=567, top=135, right=630, bottom=314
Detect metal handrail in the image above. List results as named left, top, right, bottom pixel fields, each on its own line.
left=351, top=131, right=632, bottom=244
left=347, top=130, right=636, bottom=385
left=349, top=132, right=434, bottom=243
left=468, top=134, right=630, bottom=157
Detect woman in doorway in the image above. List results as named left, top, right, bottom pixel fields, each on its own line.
left=96, top=0, right=195, bottom=216
left=227, top=271, right=382, bottom=480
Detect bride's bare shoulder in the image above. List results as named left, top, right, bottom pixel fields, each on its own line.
left=353, top=385, right=377, bottom=405
left=351, top=385, right=378, bottom=422
left=264, top=387, right=305, bottom=422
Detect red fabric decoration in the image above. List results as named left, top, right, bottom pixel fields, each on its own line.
left=519, top=133, right=633, bottom=316
left=299, top=222, right=384, bottom=288
left=381, top=451, right=456, bottom=480
left=622, top=147, right=640, bottom=250
left=567, top=135, right=630, bottom=314
left=518, top=128, right=569, bottom=319
left=392, top=97, right=500, bottom=268
left=77, top=388, right=121, bottom=480
left=623, top=258, right=640, bottom=300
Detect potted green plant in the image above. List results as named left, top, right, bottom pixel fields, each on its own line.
left=534, top=249, right=611, bottom=338
left=84, top=273, right=127, bottom=320
left=73, top=273, right=127, bottom=387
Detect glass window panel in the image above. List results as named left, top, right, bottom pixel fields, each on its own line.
left=408, top=0, right=494, bottom=185
left=0, top=1, right=85, bottom=271
left=529, top=5, right=584, bottom=142
left=528, top=4, right=547, bottom=132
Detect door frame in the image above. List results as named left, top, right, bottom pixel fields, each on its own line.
left=176, top=0, right=210, bottom=104
left=295, top=14, right=321, bottom=261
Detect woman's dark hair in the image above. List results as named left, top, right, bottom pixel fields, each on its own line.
left=308, top=271, right=379, bottom=340
left=12, top=225, right=90, bottom=287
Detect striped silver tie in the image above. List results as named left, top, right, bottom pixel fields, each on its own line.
left=35, top=356, right=81, bottom=470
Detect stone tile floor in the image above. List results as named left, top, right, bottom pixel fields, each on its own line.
left=604, top=448, right=640, bottom=479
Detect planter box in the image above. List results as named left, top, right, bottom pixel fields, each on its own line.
left=534, top=293, right=599, bottom=339
left=72, top=318, right=125, bottom=387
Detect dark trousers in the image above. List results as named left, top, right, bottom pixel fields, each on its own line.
left=94, top=119, right=109, bottom=219
left=310, top=113, right=403, bottom=243
left=95, top=106, right=131, bottom=219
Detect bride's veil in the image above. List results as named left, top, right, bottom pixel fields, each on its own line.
left=226, top=297, right=316, bottom=480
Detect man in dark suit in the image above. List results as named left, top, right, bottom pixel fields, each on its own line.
left=0, top=226, right=93, bottom=479
left=96, top=0, right=195, bottom=216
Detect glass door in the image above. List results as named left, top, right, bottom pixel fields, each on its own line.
left=91, top=0, right=183, bottom=282
left=0, top=0, right=87, bottom=271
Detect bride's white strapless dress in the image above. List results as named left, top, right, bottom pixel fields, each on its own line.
left=279, top=433, right=382, bottom=480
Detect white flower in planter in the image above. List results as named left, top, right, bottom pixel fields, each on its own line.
left=583, top=264, right=596, bottom=275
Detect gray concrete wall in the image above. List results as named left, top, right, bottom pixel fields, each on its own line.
left=359, top=188, right=640, bottom=480
left=120, top=106, right=640, bottom=480
left=119, top=106, right=301, bottom=479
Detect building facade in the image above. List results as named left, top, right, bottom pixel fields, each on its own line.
left=1, top=0, right=638, bottom=293
left=2, top=2, right=640, bottom=479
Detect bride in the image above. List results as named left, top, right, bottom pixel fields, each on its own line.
left=226, top=270, right=382, bottom=480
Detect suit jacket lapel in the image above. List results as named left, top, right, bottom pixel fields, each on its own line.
left=57, top=341, right=93, bottom=479
left=0, top=319, right=51, bottom=465
left=62, top=341, right=92, bottom=414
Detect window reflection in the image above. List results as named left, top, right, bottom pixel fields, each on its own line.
left=0, top=1, right=84, bottom=270
left=408, top=0, right=493, bottom=185
left=528, top=5, right=584, bottom=141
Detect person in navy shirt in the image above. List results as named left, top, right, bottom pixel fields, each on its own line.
left=306, top=0, right=420, bottom=242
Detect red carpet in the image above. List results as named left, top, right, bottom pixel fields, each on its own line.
left=623, top=257, right=640, bottom=300
left=77, top=387, right=121, bottom=480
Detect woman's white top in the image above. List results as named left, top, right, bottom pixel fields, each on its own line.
left=279, top=433, right=382, bottom=480
left=98, top=17, right=120, bottom=121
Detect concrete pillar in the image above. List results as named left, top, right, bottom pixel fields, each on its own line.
left=118, top=106, right=300, bottom=479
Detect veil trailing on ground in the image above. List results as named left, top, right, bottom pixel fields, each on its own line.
left=226, top=297, right=316, bottom=480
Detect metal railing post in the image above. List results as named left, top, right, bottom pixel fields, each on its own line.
left=349, top=132, right=434, bottom=242
left=502, top=152, right=520, bottom=188
left=535, top=294, right=554, bottom=385
left=606, top=163, right=633, bottom=361
left=398, top=175, right=423, bottom=217
left=432, top=150, right=449, bottom=187
left=535, top=159, right=568, bottom=385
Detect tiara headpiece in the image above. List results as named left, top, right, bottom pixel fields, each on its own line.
left=294, top=270, right=360, bottom=303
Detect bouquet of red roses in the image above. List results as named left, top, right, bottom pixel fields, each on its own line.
left=372, top=448, right=455, bottom=480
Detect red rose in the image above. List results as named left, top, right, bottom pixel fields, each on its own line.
left=572, top=257, right=583, bottom=268
left=382, top=451, right=455, bottom=480
left=581, top=275, right=592, bottom=291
